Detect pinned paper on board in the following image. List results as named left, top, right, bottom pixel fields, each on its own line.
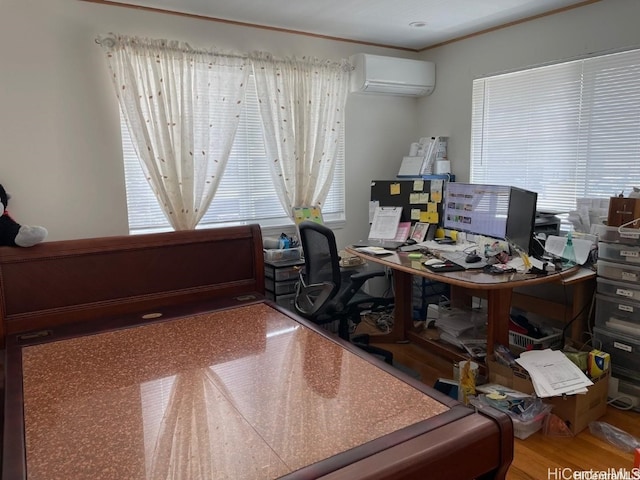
left=369, top=206, right=403, bottom=240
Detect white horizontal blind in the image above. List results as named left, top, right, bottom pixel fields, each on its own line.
left=471, top=48, right=640, bottom=213
left=122, top=74, right=345, bottom=232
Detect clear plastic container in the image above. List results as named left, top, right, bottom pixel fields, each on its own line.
left=593, top=326, right=640, bottom=381
left=597, top=277, right=640, bottom=302
left=597, top=259, right=640, bottom=283
left=592, top=224, right=640, bottom=246
left=595, top=293, right=640, bottom=334
left=598, top=242, right=640, bottom=264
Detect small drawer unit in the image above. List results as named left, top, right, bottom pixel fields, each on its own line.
left=593, top=326, right=640, bottom=381
left=264, top=258, right=304, bottom=312
left=264, top=258, right=304, bottom=282
left=598, top=242, right=640, bottom=265
left=597, top=259, right=640, bottom=283
left=265, top=291, right=297, bottom=311
left=265, top=278, right=299, bottom=295
left=597, top=277, right=640, bottom=303
left=595, top=293, right=640, bottom=335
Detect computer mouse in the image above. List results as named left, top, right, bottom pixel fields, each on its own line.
left=424, top=258, right=445, bottom=266
left=404, top=238, right=417, bottom=245
left=465, top=253, right=482, bottom=263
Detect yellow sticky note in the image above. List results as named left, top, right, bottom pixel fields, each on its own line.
left=390, top=183, right=401, bottom=195
left=413, top=180, right=424, bottom=191
left=426, top=212, right=439, bottom=223
left=409, top=193, right=420, bottom=204
left=411, top=208, right=422, bottom=220
left=432, top=191, right=442, bottom=202
left=419, top=211, right=429, bottom=222
left=427, top=202, right=438, bottom=213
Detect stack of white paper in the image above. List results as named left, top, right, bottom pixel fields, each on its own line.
left=515, top=349, right=593, bottom=398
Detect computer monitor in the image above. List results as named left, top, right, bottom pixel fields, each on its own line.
left=443, top=183, right=537, bottom=254
left=505, top=186, right=538, bottom=255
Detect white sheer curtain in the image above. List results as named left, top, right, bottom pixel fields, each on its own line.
left=251, top=53, right=350, bottom=217
left=99, top=34, right=249, bottom=230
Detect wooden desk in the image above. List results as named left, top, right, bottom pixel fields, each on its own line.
left=2, top=228, right=513, bottom=480
left=346, top=247, right=595, bottom=358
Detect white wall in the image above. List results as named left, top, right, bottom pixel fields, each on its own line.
left=417, top=0, right=640, bottom=184
left=0, top=0, right=420, bottom=248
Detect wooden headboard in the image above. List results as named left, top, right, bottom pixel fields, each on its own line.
left=0, top=225, right=265, bottom=346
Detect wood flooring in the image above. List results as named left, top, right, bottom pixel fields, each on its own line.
left=372, top=341, right=640, bottom=479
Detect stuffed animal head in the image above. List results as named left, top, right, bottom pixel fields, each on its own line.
left=0, top=184, right=47, bottom=247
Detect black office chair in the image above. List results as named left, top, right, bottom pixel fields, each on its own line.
left=294, top=221, right=394, bottom=364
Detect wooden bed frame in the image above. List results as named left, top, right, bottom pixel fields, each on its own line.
left=0, top=224, right=265, bottom=346
left=1, top=225, right=514, bottom=479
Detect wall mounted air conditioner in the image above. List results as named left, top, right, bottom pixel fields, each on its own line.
left=350, top=53, right=435, bottom=97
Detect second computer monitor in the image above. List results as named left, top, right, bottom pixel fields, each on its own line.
left=443, top=182, right=537, bottom=254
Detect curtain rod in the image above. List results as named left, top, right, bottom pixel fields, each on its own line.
left=94, top=34, right=353, bottom=70
left=95, top=34, right=248, bottom=60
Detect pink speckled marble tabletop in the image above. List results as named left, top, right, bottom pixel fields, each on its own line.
left=20, top=303, right=448, bottom=480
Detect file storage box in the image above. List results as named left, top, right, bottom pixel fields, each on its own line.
left=592, top=224, right=640, bottom=245
left=597, top=259, right=640, bottom=283
left=597, top=277, right=640, bottom=302
left=595, top=293, right=640, bottom=333
left=593, top=326, right=640, bottom=381
left=598, top=242, right=640, bottom=265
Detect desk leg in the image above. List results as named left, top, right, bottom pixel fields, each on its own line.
left=486, top=289, right=513, bottom=355
left=570, top=279, right=596, bottom=344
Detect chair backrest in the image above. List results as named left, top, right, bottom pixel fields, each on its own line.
left=295, top=221, right=344, bottom=319
left=298, top=221, right=342, bottom=290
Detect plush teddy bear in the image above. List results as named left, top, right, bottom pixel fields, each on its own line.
left=0, top=184, right=47, bottom=247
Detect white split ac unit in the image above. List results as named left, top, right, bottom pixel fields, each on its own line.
left=350, top=53, right=435, bottom=97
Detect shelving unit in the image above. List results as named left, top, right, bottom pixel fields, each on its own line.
left=264, top=258, right=304, bottom=313
left=593, top=224, right=640, bottom=403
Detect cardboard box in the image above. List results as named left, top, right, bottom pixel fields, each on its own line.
left=545, top=371, right=609, bottom=435
left=487, top=355, right=609, bottom=434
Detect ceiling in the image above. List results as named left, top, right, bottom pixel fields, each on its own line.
left=103, top=0, right=596, bottom=51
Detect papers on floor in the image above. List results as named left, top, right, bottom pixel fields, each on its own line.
left=515, top=349, right=593, bottom=398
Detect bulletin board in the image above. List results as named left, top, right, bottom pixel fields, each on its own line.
left=370, top=179, right=447, bottom=226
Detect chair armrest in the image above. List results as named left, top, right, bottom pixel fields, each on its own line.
left=349, top=270, right=385, bottom=282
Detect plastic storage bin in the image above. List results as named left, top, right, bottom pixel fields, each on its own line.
left=509, top=326, right=563, bottom=352
left=597, top=277, right=640, bottom=303
left=595, top=293, right=640, bottom=335
left=598, top=242, right=640, bottom=265
left=511, top=405, right=553, bottom=440
left=597, top=259, right=640, bottom=283
left=593, top=224, right=640, bottom=245
left=593, top=326, right=640, bottom=381
left=263, top=247, right=302, bottom=262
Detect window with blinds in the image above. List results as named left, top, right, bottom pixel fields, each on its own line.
left=121, top=74, right=345, bottom=233
left=471, top=48, right=640, bottom=214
